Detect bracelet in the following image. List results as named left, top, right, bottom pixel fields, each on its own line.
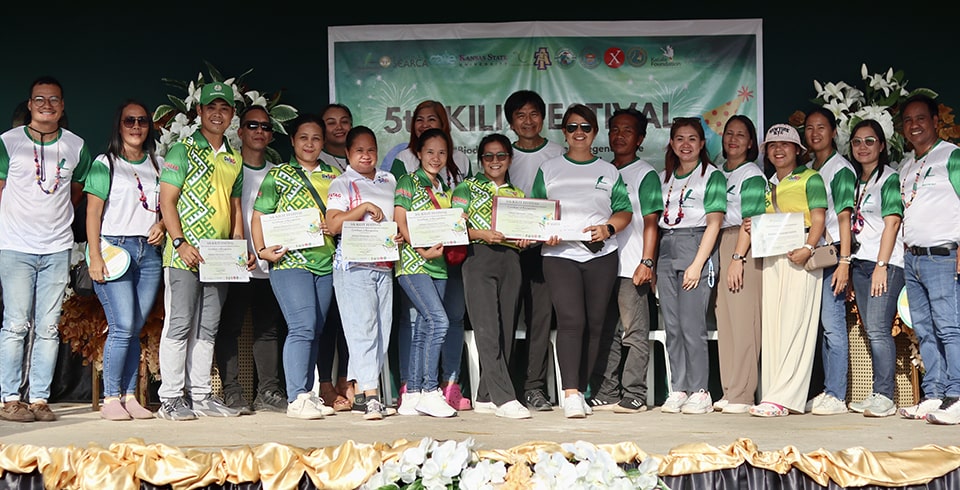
left=257, top=246, right=266, bottom=253
left=839, top=255, right=851, bottom=260
left=838, top=258, right=851, bottom=264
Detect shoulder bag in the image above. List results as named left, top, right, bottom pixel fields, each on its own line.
left=769, top=183, right=838, bottom=271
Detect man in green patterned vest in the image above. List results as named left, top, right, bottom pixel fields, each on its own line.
left=156, top=83, right=248, bottom=421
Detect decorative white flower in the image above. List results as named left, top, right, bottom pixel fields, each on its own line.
left=459, top=460, right=507, bottom=490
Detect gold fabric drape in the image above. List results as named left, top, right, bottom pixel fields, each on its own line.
left=1, top=437, right=959, bottom=490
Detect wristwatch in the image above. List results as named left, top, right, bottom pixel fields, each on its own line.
left=172, top=237, right=187, bottom=249
left=802, top=243, right=815, bottom=252
left=732, top=253, right=747, bottom=263
left=605, top=223, right=616, bottom=236
left=876, top=260, right=888, bottom=267
left=640, top=258, right=654, bottom=268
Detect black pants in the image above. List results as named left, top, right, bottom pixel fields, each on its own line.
left=519, top=246, right=555, bottom=394
left=215, top=278, right=286, bottom=397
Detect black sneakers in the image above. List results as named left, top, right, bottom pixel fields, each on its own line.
left=252, top=390, right=287, bottom=413
left=585, top=397, right=617, bottom=411
left=612, top=397, right=648, bottom=414
left=524, top=390, right=553, bottom=411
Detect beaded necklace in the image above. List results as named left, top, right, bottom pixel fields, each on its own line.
left=133, top=168, right=160, bottom=213
left=900, top=155, right=927, bottom=209
left=29, top=127, right=61, bottom=195
left=662, top=171, right=691, bottom=225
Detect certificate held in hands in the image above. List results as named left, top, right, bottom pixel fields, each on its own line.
left=341, top=221, right=399, bottom=262
left=198, top=239, right=250, bottom=283
left=750, top=212, right=805, bottom=258
left=491, top=196, right=560, bottom=241
left=260, top=208, right=327, bottom=251
left=405, top=208, right=468, bottom=248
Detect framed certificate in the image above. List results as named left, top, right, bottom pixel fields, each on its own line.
left=259, top=208, right=326, bottom=251
left=341, top=221, right=399, bottom=262
left=750, top=212, right=805, bottom=258
left=198, top=239, right=250, bottom=283
left=405, top=208, right=468, bottom=248
left=491, top=197, right=560, bottom=240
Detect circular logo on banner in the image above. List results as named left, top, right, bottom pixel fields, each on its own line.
left=604, top=47, right=624, bottom=69
left=579, top=47, right=600, bottom=69
left=379, top=56, right=392, bottom=68
left=627, top=47, right=648, bottom=67
left=556, top=48, right=576, bottom=68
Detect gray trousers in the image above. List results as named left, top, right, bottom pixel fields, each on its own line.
left=592, top=278, right=652, bottom=402
left=656, top=227, right=717, bottom=393
left=462, top=244, right=522, bottom=405
left=158, top=267, right=228, bottom=400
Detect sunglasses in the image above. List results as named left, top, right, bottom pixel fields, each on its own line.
left=565, top=123, right=593, bottom=134
left=122, top=116, right=150, bottom=129
left=481, top=152, right=509, bottom=163
left=851, top=136, right=878, bottom=147
left=243, top=121, right=274, bottom=132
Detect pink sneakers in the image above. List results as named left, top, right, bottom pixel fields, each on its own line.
left=442, top=383, right=472, bottom=411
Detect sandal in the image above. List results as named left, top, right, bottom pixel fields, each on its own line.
left=336, top=378, right=356, bottom=404
left=749, top=402, right=789, bottom=418
left=332, top=395, right=353, bottom=412
left=319, top=382, right=339, bottom=408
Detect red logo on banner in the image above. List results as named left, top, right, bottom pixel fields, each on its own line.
left=604, top=47, right=624, bottom=69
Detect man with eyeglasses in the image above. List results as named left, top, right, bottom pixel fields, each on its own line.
left=895, top=94, right=960, bottom=425
left=503, top=90, right=564, bottom=411
left=213, top=105, right=288, bottom=415
left=0, top=76, right=92, bottom=422
left=157, top=83, right=253, bottom=421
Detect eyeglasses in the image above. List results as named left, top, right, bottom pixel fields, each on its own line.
left=122, top=116, right=150, bottom=129
left=481, top=152, right=509, bottom=163
left=243, top=121, right=274, bottom=132
left=31, top=96, right=62, bottom=107
left=851, top=137, right=878, bottom=147
left=565, top=123, right=593, bottom=133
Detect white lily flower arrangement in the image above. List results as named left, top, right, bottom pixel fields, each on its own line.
left=798, top=64, right=938, bottom=165
left=361, top=438, right=669, bottom=490
left=152, top=61, right=298, bottom=163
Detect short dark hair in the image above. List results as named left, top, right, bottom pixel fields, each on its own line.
left=608, top=108, right=648, bottom=136
left=28, top=75, right=63, bottom=99
left=504, top=90, right=546, bottom=125
left=346, top=125, right=376, bottom=149
left=239, top=105, right=269, bottom=123
left=902, top=94, right=938, bottom=119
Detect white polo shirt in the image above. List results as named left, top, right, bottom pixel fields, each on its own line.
left=899, top=140, right=960, bottom=247
left=327, top=166, right=398, bottom=271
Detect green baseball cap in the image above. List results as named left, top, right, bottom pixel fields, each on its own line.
left=199, top=83, right=235, bottom=107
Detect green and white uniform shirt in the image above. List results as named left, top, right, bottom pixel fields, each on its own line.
left=813, top=152, right=856, bottom=243
left=327, top=166, right=397, bottom=272
left=765, top=166, right=828, bottom=227
left=451, top=173, right=525, bottom=250
left=510, top=139, right=564, bottom=195
left=720, top=161, right=767, bottom=227
left=160, top=131, right=243, bottom=271
left=395, top=167, right=451, bottom=278
left=615, top=158, right=663, bottom=278
left=0, top=126, right=92, bottom=254
left=84, top=154, right=162, bottom=237
left=658, top=163, right=728, bottom=230
left=852, top=166, right=904, bottom=268
left=530, top=155, right=633, bottom=262
left=390, top=146, right=472, bottom=187
left=898, top=139, right=960, bottom=247
left=254, top=159, right=340, bottom=276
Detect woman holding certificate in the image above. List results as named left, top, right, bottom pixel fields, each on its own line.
left=252, top=113, right=341, bottom=420
left=325, top=126, right=399, bottom=420
left=394, top=127, right=458, bottom=418
left=748, top=123, right=828, bottom=418
left=845, top=119, right=904, bottom=418
left=530, top=104, right=633, bottom=419
left=84, top=99, right=164, bottom=421
left=656, top=117, right=727, bottom=415
left=451, top=133, right=531, bottom=419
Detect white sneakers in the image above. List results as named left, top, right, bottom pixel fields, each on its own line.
left=495, top=400, right=532, bottom=419
left=474, top=401, right=497, bottom=414
left=564, top=393, right=586, bottom=418
left=287, top=392, right=330, bottom=420
left=899, top=398, right=942, bottom=420
left=811, top=393, right=848, bottom=415
left=681, top=390, right=714, bottom=414
left=416, top=389, right=457, bottom=418
left=849, top=393, right=897, bottom=417
left=397, top=391, right=423, bottom=416
left=660, top=391, right=688, bottom=413
left=926, top=398, right=960, bottom=425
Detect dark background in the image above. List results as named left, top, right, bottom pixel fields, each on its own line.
left=1, top=5, right=953, bottom=159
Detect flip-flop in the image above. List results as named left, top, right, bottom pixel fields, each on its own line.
left=749, top=402, right=789, bottom=417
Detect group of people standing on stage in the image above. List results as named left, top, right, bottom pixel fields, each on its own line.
left=1, top=75, right=958, bottom=428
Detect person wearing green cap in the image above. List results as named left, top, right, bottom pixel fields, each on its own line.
left=156, top=82, right=255, bottom=421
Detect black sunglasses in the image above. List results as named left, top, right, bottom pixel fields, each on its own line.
left=243, top=121, right=274, bottom=132
left=565, top=123, right=593, bottom=134
left=122, top=116, right=150, bottom=129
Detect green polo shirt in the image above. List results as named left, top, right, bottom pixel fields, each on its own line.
left=395, top=167, right=451, bottom=278
left=452, top=174, right=525, bottom=249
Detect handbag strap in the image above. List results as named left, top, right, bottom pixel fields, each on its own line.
left=292, top=166, right=327, bottom=215
left=425, top=185, right=443, bottom=210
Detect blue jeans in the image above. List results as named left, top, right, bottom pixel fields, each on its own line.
left=334, top=267, right=393, bottom=392
left=95, top=237, right=162, bottom=398
left=398, top=274, right=448, bottom=393
left=850, top=260, right=905, bottom=399
left=904, top=250, right=960, bottom=399
left=821, top=265, right=850, bottom=400
left=441, top=264, right=465, bottom=383
left=270, top=268, right=333, bottom=402
left=0, top=249, right=70, bottom=402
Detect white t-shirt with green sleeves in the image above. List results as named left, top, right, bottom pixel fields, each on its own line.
left=813, top=151, right=856, bottom=243
left=658, top=163, right=727, bottom=230
left=530, top=155, right=633, bottom=262
left=615, top=158, right=663, bottom=278
left=851, top=166, right=904, bottom=268
left=160, top=130, right=243, bottom=271
left=84, top=153, right=163, bottom=237
left=720, top=161, right=767, bottom=227
left=898, top=139, right=960, bottom=247
left=510, top=139, right=565, bottom=196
